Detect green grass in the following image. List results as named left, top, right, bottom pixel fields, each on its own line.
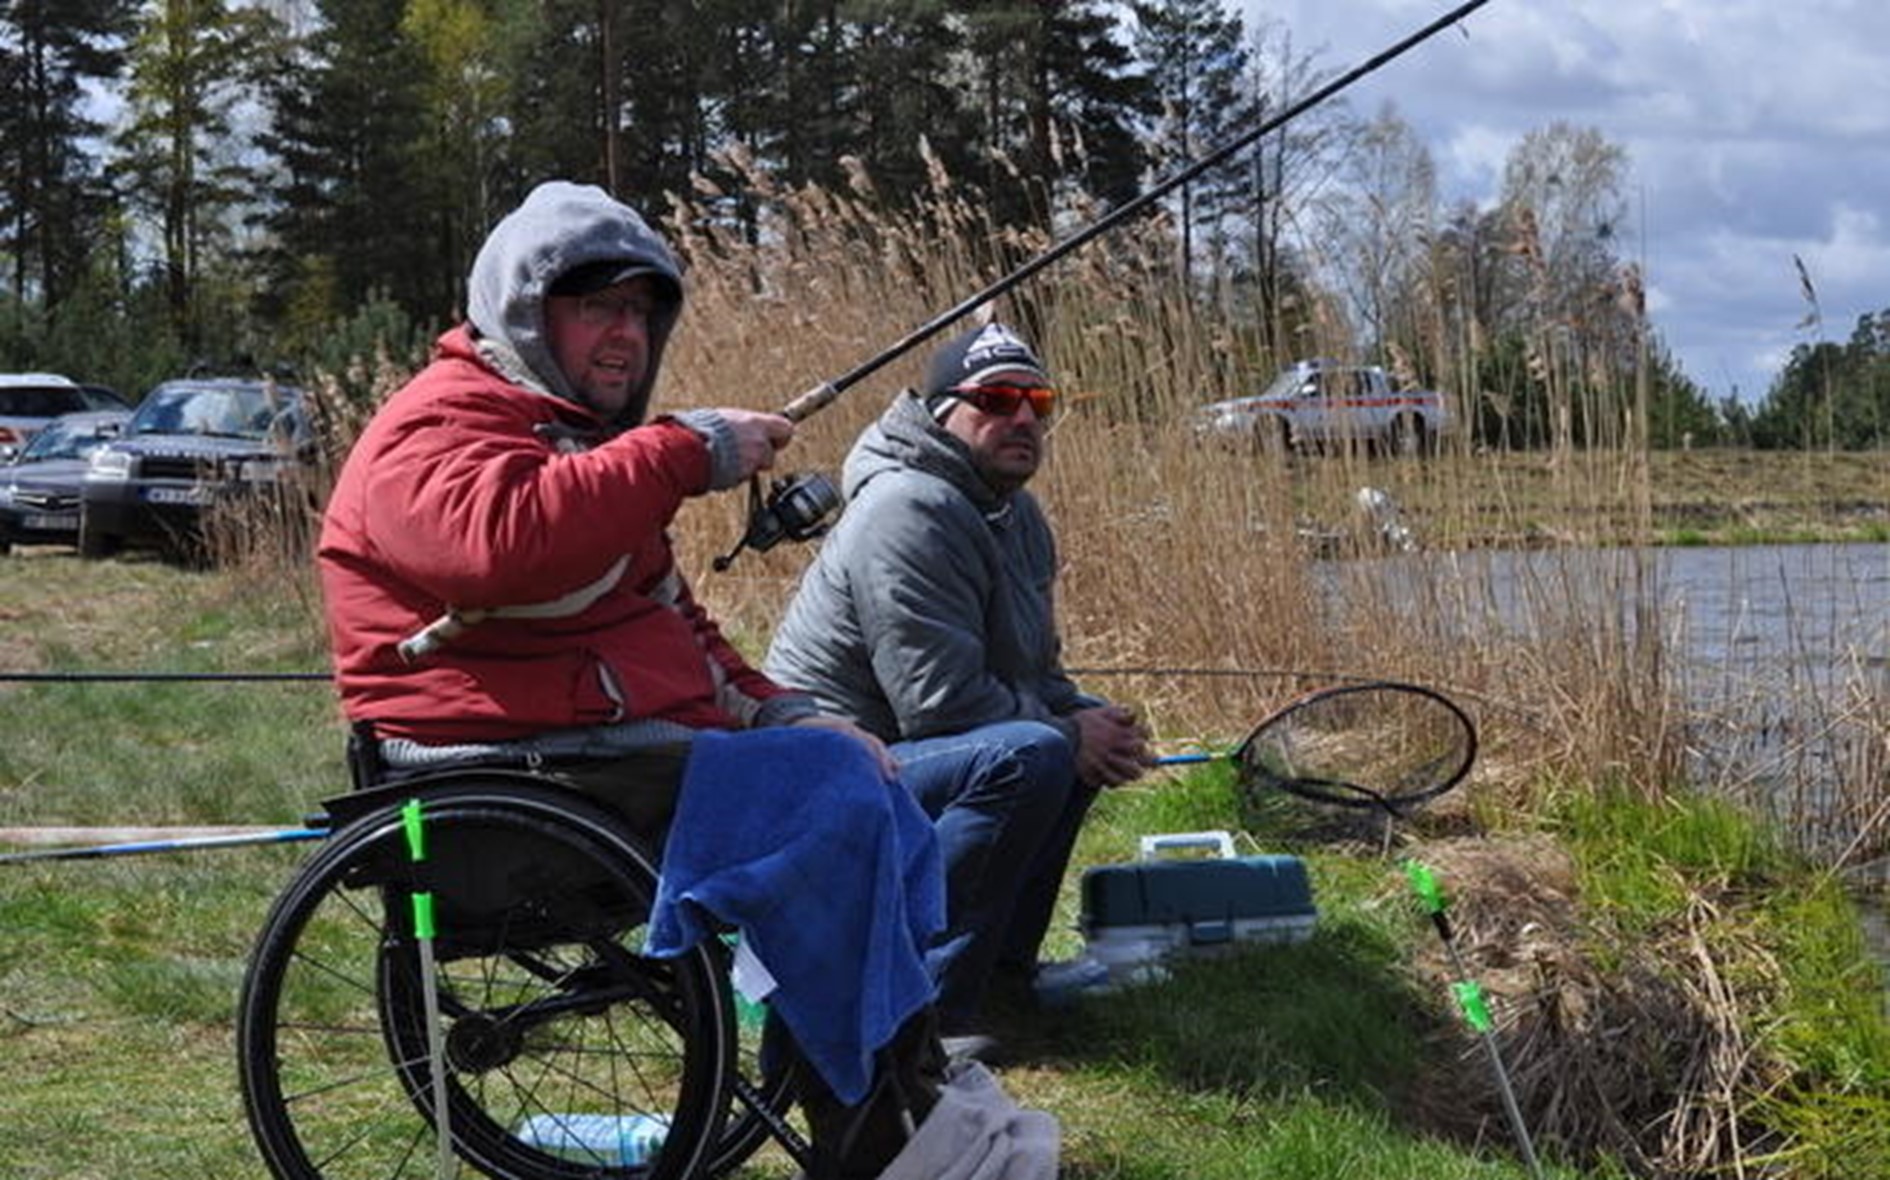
left=1548, top=779, right=1792, bottom=929
left=0, top=850, right=301, bottom=1178
left=2, top=553, right=1885, bottom=1178
left=0, top=553, right=342, bottom=829
left=1047, top=770, right=1590, bottom=1178
left=1548, top=784, right=1890, bottom=1178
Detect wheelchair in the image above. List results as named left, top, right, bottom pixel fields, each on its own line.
left=235, top=732, right=806, bottom=1180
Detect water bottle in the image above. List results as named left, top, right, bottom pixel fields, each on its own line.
left=735, top=990, right=769, bottom=1033
left=514, top=1112, right=670, bottom=1165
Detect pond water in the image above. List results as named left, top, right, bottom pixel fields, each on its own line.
left=1338, top=541, right=1890, bottom=783
left=1341, top=541, right=1890, bottom=976
left=1654, top=542, right=1890, bottom=673
left=1401, top=541, right=1890, bottom=671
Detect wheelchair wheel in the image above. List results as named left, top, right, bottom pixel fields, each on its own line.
left=238, top=778, right=734, bottom=1180
left=703, top=997, right=804, bottom=1177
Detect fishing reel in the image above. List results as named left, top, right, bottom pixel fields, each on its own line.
left=712, top=471, right=842, bottom=571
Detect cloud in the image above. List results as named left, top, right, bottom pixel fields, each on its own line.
left=1243, top=0, right=1890, bottom=402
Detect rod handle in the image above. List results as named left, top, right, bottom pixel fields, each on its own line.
left=781, top=381, right=840, bottom=423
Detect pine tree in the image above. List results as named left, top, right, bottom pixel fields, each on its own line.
left=0, top=0, right=134, bottom=308
left=960, top=1, right=1151, bottom=228
left=612, top=0, right=713, bottom=200
left=1130, top=0, right=1254, bottom=284
left=256, top=0, right=440, bottom=331
left=115, top=0, right=283, bottom=347
left=728, top=1, right=965, bottom=203
left=837, top=1, right=966, bottom=201
left=494, top=0, right=605, bottom=193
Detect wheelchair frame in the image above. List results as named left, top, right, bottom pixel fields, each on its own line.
left=235, top=755, right=806, bottom=1180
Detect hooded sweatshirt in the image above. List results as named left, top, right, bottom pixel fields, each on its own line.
left=764, top=391, right=1089, bottom=745
left=320, top=180, right=809, bottom=744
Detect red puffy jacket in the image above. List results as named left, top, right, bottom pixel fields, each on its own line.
left=319, top=326, right=795, bottom=743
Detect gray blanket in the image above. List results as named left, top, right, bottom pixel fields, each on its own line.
left=878, top=1059, right=1059, bottom=1180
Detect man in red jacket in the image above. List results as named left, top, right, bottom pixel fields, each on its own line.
left=321, top=180, right=883, bottom=772
left=316, top=180, right=966, bottom=1179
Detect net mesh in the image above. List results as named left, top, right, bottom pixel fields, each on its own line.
left=1233, top=684, right=1473, bottom=810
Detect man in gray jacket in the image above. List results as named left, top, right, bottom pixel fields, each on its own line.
left=767, top=321, right=1149, bottom=1041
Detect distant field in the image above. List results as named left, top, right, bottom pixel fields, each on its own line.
left=1216, top=445, right=1890, bottom=549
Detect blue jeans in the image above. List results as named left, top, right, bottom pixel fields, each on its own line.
left=891, top=720, right=1095, bottom=1030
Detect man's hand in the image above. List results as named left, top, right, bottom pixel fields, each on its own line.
left=791, top=712, right=899, bottom=780
left=717, top=408, right=795, bottom=481
left=1072, top=703, right=1151, bottom=789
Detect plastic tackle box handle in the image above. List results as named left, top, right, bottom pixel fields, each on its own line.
left=1138, top=830, right=1236, bottom=861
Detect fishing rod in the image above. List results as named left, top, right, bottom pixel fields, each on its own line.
left=0, top=825, right=329, bottom=865
left=401, top=799, right=458, bottom=1180
left=710, top=0, right=1497, bottom=568
left=777, top=0, right=1496, bottom=424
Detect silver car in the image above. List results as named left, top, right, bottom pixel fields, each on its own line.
left=0, top=410, right=130, bottom=552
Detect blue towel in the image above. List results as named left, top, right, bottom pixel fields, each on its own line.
left=645, top=727, right=944, bottom=1105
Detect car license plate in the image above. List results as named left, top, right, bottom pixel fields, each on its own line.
left=22, top=512, right=77, bottom=531
left=143, top=485, right=210, bottom=505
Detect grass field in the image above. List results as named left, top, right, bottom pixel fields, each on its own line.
left=2, top=550, right=1886, bottom=1179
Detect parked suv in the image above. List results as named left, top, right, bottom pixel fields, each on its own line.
left=80, top=377, right=310, bottom=558
left=0, top=373, right=93, bottom=454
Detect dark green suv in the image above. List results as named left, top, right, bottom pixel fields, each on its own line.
left=80, top=378, right=310, bottom=558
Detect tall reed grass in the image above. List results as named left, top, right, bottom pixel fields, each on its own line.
left=657, top=164, right=1688, bottom=812
left=256, top=161, right=1886, bottom=876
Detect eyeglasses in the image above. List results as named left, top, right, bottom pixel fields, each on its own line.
left=946, top=382, right=1058, bottom=419
left=567, top=289, right=659, bottom=328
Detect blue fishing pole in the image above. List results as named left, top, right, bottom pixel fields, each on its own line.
left=0, top=825, right=328, bottom=865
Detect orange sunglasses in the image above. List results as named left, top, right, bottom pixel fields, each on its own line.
left=946, top=382, right=1059, bottom=419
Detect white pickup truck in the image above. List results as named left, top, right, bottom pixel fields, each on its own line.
left=1193, top=360, right=1451, bottom=456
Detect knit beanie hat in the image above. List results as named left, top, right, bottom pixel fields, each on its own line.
left=922, top=322, right=1051, bottom=417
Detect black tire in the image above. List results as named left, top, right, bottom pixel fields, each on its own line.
left=704, top=1001, right=803, bottom=1176
left=1254, top=417, right=1292, bottom=457
left=76, top=510, right=119, bottom=559
left=238, top=781, right=734, bottom=1180
left=1388, top=414, right=1430, bottom=458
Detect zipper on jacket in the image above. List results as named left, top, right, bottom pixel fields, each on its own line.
left=596, top=659, right=628, bottom=723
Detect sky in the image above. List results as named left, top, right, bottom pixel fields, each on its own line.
left=1243, top=0, right=1890, bottom=404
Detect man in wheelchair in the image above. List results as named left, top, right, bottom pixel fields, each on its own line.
left=315, top=180, right=1053, bottom=1178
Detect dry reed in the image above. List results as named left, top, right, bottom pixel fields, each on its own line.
left=263, top=162, right=1888, bottom=865
left=657, top=162, right=1685, bottom=796
left=1399, top=837, right=1786, bottom=1179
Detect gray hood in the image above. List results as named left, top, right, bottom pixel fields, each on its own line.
left=843, top=390, right=1009, bottom=516
left=467, top=181, right=684, bottom=428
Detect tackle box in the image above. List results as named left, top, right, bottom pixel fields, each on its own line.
left=1079, top=831, right=1317, bottom=982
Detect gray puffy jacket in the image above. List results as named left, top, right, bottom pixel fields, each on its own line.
left=765, top=391, right=1090, bottom=744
